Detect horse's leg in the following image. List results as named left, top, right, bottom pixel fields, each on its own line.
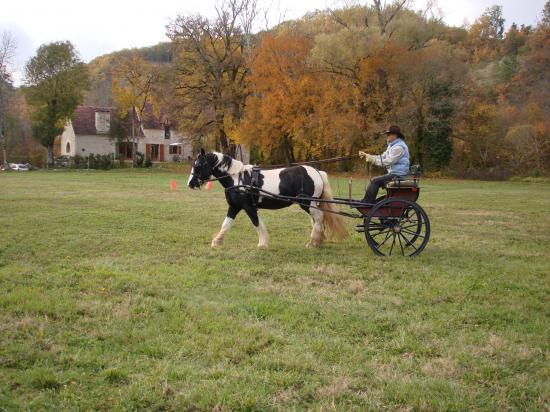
left=307, top=204, right=325, bottom=248
left=212, top=205, right=241, bottom=247
left=243, top=206, right=268, bottom=249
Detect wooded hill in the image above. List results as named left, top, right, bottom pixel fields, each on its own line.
left=5, top=1, right=550, bottom=177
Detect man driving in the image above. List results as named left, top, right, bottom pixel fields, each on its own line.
left=359, top=125, right=410, bottom=204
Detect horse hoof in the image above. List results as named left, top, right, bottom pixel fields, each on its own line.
left=306, top=241, right=321, bottom=248
left=258, top=244, right=268, bottom=250
left=211, top=241, right=222, bottom=248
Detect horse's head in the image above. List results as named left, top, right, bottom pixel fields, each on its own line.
left=188, top=149, right=214, bottom=189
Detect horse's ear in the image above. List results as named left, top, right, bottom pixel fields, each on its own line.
left=200, top=148, right=206, bottom=156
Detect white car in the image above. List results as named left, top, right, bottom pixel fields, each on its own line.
left=9, top=163, right=29, bottom=171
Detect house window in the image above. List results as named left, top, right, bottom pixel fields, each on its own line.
left=169, top=145, right=182, bottom=155
left=118, top=142, right=133, bottom=159
left=66, top=142, right=71, bottom=154
left=95, top=111, right=111, bottom=133
left=164, top=125, right=171, bottom=139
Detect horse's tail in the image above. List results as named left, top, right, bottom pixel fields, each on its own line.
left=319, top=171, right=348, bottom=241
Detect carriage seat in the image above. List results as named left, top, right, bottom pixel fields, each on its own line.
left=386, top=179, right=418, bottom=188
left=384, top=164, right=421, bottom=189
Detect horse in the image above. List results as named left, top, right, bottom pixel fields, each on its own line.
left=188, top=149, right=348, bottom=248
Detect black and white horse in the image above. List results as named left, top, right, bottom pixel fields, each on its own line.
left=188, top=150, right=348, bottom=248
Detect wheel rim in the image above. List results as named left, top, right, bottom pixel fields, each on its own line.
left=364, top=199, right=430, bottom=257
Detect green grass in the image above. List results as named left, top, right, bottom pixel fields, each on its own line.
left=1, top=170, right=549, bottom=411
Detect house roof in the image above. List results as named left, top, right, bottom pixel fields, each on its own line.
left=141, top=104, right=176, bottom=130
left=72, top=106, right=111, bottom=135
left=71, top=106, right=144, bottom=138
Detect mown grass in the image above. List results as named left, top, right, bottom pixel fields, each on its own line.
left=0, top=170, right=549, bottom=411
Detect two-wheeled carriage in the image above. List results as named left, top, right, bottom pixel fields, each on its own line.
left=227, top=165, right=430, bottom=256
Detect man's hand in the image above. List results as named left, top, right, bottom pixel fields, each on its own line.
left=359, top=151, right=375, bottom=164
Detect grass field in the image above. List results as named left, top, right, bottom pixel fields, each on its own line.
left=1, top=170, right=549, bottom=411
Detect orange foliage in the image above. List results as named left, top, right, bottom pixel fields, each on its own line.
left=236, top=33, right=365, bottom=163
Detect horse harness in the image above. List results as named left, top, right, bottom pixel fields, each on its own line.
left=250, top=166, right=262, bottom=207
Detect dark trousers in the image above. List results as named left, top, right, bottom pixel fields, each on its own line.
left=362, top=174, right=399, bottom=204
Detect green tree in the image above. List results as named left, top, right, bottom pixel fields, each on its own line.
left=468, top=5, right=506, bottom=61
left=486, top=5, right=505, bottom=39
left=542, top=0, right=550, bottom=26
left=24, top=41, right=89, bottom=167
left=422, top=82, right=455, bottom=171
left=108, top=109, right=131, bottom=159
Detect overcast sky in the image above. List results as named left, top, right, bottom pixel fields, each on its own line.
left=1, top=0, right=546, bottom=82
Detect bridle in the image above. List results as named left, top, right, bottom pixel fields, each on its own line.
left=190, top=156, right=231, bottom=187
left=192, top=173, right=232, bottom=186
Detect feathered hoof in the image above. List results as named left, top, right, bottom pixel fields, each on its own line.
left=306, top=241, right=322, bottom=248
left=258, top=244, right=269, bottom=250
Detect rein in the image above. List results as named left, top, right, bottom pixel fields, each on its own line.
left=258, top=154, right=361, bottom=169
left=193, top=153, right=362, bottom=186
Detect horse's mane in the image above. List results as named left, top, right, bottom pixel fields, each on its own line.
left=211, top=152, right=250, bottom=175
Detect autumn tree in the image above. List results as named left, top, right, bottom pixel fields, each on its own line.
left=372, top=0, right=408, bottom=37
left=238, top=33, right=315, bottom=162
left=468, top=5, right=506, bottom=61
left=504, top=103, right=549, bottom=175
left=167, top=0, right=258, bottom=154
left=112, top=51, right=160, bottom=165
left=503, top=14, right=550, bottom=174
left=24, top=41, right=89, bottom=167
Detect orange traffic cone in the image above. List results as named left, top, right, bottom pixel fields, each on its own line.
left=170, top=179, right=178, bottom=191
left=205, top=181, right=213, bottom=190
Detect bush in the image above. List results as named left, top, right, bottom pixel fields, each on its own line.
left=54, top=154, right=115, bottom=170
left=135, top=152, right=144, bottom=167
left=453, top=167, right=511, bottom=180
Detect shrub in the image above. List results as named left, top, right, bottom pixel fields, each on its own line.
left=54, top=154, right=115, bottom=170
left=135, top=152, right=145, bottom=167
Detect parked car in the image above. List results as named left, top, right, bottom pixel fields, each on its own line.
left=9, top=163, right=29, bottom=171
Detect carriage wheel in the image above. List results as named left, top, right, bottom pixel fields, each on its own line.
left=363, top=198, right=430, bottom=257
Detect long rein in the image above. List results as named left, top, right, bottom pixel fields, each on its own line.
left=198, top=154, right=362, bottom=184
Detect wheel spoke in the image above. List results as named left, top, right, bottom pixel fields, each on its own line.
left=368, top=224, right=389, bottom=230
left=399, top=233, right=418, bottom=252
left=401, top=222, right=421, bottom=230
left=396, top=205, right=408, bottom=221
left=370, top=229, right=392, bottom=238
left=378, top=230, right=393, bottom=247
left=401, top=227, right=424, bottom=238
left=388, top=234, right=396, bottom=255
left=398, top=232, right=405, bottom=255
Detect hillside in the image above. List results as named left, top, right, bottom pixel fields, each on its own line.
left=84, top=42, right=172, bottom=107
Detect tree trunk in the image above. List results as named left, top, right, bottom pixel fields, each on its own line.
left=219, top=130, right=229, bottom=154
left=47, top=145, right=54, bottom=168
left=0, top=130, right=10, bottom=169
left=216, top=111, right=229, bottom=153
left=2, top=145, right=8, bottom=169
left=283, top=134, right=295, bottom=163
left=132, top=109, right=137, bottom=167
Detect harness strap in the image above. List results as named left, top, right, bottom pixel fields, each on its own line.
left=250, top=166, right=261, bottom=206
